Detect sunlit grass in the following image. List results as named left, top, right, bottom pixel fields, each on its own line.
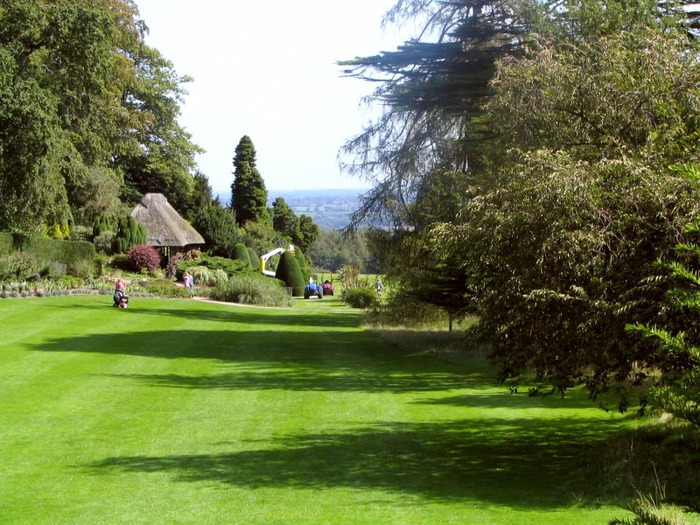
left=0, top=295, right=648, bottom=524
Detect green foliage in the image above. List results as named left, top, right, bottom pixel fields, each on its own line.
left=274, top=251, right=305, bottom=296
left=341, top=286, right=379, bottom=309
left=22, top=238, right=96, bottom=268
left=293, top=214, right=319, bottom=253
left=139, top=278, right=189, bottom=299
left=307, top=229, right=372, bottom=272
left=177, top=255, right=249, bottom=280
left=293, top=246, right=311, bottom=282
left=610, top=495, right=691, bottom=525
left=188, top=266, right=228, bottom=288
left=47, top=222, right=70, bottom=239
left=191, top=202, right=240, bottom=257
left=624, top=222, right=700, bottom=427
left=126, top=244, right=162, bottom=274
left=0, top=233, right=14, bottom=255
left=112, top=216, right=147, bottom=254
left=211, top=273, right=291, bottom=307
left=68, top=258, right=98, bottom=280
left=240, top=220, right=290, bottom=263
left=233, top=243, right=253, bottom=269
left=0, top=252, right=41, bottom=281
left=247, top=246, right=260, bottom=272
left=92, top=217, right=112, bottom=238
left=230, top=136, right=268, bottom=226
left=0, top=0, right=200, bottom=232
left=272, top=197, right=298, bottom=238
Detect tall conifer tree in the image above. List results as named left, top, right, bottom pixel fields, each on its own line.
left=230, top=135, right=268, bottom=226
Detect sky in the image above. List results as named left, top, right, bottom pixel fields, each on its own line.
left=134, top=0, right=409, bottom=193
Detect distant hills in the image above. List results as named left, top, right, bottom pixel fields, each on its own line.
left=214, top=189, right=368, bottom=231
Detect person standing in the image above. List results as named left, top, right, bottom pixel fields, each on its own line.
left=183, top=271, right=195, bottom=297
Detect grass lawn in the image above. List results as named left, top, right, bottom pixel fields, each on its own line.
left=0, top=294, right=653, bottom=523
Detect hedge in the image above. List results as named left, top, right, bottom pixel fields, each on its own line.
left=0, top=234, right=96, bottom=266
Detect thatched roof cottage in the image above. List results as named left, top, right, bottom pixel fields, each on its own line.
left=131, top=193, right=205, bottom=252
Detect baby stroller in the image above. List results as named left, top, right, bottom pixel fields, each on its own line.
left=113, top=289, right=129, bottom=308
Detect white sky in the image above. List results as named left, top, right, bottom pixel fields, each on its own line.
left=134, top=0, right=408, bottom=193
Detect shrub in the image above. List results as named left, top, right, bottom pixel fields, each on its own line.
left=139, top=278, right=190, bottom=298
left=247, top=247, right=260, bottom=272
left=275, top=251, right=305, bottom=296
left=233, top=243, right=252, bottom=269
left=342, top=286, right=379, bottom=309
left=0, top=252, right=41, bottom=281
left=68, top=258, right=98, bottom=279
left=294, top=246, right=311, bottom=282
left=69, top=225, right=92, bottom=243
left=609, top=495, right=691, bottom=525
left=93, top=231, right=114, bottom=254
left=365, top=286, right=447, bottom=327
left=177, top=255, right=249, bottom=280
left=166, top=249, right=201, bottom=278
left=126, top=245, right=162, bottom=274
left=189, top=266, right=228, bottom=287
left=113, top=216, right=147, bottom=254
left=211, top=273, right=291, bottom=307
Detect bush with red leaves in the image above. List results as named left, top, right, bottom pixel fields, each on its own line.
left=126, top=244, right=162, bottom=274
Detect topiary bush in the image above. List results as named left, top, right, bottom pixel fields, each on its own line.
left=233, top=243, right=252, bottom=269
left=126, top=244, right=162, bottom=274
left=248, top=247, right=260, bottom=272
left=294, top=246, right=311, bottom=282
left=275, top=251, right=305, bottom=296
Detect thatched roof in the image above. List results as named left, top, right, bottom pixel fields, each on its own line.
left=131, top=193, right=205, bottom=248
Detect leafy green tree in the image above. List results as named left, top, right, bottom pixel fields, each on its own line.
left=0, top=0, right=201, bottom=233
left=345, top=0, right=700, bottom=407
left=340, top=0, right=560, bottom=231
left=191, top=202, right=240, bottom=257
left=307, top=229, right=371, bottom=272
left=293, top=215, right=320, bottom=253
left=240, top=221, right=290, bottom=264
left=626, top=218, right=700, bottom=426
left=429, top=20, right=700, bottom=404
left=230, top=136, right=268, bottom=226
left=272, top=197, right=298, bottom=239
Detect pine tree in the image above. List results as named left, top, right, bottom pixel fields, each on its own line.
left=230, top=136, right=268, bottom=226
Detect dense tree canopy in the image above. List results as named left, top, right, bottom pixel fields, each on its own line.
left=0, top=0, right=203, bottom=233
left=346, top=0, right=700, bottom=411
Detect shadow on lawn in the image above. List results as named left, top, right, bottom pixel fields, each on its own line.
left=85, top=417, right=627, bottom=508
left=28, top=326, right=484, bottom=393
left=57, top=300, right=362, bottom=329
